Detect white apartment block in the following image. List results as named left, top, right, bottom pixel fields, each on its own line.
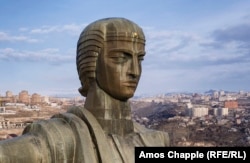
left=214, top=107, right=228, bottom=116
left=186, top=107, right=208, bottom=117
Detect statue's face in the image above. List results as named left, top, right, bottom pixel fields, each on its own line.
left=96, top=40, right=145, bottom=101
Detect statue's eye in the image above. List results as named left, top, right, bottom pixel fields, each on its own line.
left=110, top=52, right=130, bottom=63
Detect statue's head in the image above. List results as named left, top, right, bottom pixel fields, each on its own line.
left=76, top=17, right=146, bottom=101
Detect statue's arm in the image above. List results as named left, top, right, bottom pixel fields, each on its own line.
left=0, top=116, right=77, bottom=163
left=0, top=133, right=47, bottom=163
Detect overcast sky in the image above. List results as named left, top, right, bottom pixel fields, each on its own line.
left=0, top=0, right=250, bottom=97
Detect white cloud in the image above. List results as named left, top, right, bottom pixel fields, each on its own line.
left=0, top=32, right=38, bottom=43
left=0, top=48, right=74, bottom=63
left=30, top=23, right=86, bottom=35
left=143, top=24, right=250, bottom=71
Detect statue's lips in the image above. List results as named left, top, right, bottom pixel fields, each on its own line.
left=123, top=81, right=138, bottom=87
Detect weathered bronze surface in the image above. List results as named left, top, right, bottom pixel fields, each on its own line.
left=0, top=17, right=170, bottom=163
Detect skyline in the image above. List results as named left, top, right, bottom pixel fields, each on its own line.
left=1, top=0, right=250, bottom=97
left=0, top=88, right=248, bottom=99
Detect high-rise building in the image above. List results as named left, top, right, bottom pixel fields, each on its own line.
left=31, top=93, right=41, bottom=105
left=18, top=90, right=30, bottom=105
left=214, top=107, right=228, bottom=116
left=186, top=106, right=208, bottom=117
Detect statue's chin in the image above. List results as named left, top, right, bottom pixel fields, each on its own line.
left=109, top=92, right=134, bottom=101
left=97, top=83, right=136, bottom=101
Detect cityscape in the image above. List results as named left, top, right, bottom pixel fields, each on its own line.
left=1, top=1, right=249, bottom=161
left=0, top=89, right=250, bottom=146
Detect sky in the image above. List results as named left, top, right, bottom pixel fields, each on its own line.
left=0, top=0, right=250, bottom=97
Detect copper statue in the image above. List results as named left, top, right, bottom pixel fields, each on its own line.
left=0, top=17, right=170, bottom=163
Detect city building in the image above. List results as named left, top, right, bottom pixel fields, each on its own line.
left=18, top=90, right=30, bottom=105
left=224, top=100, right=238, bottom=109
left=31, top=93, right=42, bottom=105
left=214, top=107, right=229, bottom=116
left=186, top=106, right=208, bottom=117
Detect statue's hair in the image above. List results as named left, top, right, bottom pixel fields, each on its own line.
left=76, top=17, right=145, bottom=97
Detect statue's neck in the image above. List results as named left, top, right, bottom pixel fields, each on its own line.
left=84, top=83, right=134, bottom=136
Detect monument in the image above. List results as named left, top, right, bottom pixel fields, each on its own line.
left=0, top=17, right=170, bottom=163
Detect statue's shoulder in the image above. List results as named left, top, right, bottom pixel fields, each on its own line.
left=22, top=106, right=88, bottom=137
left=134, top=122, right=170, bottom=146
left=22, top=106, right=105, bottom=163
